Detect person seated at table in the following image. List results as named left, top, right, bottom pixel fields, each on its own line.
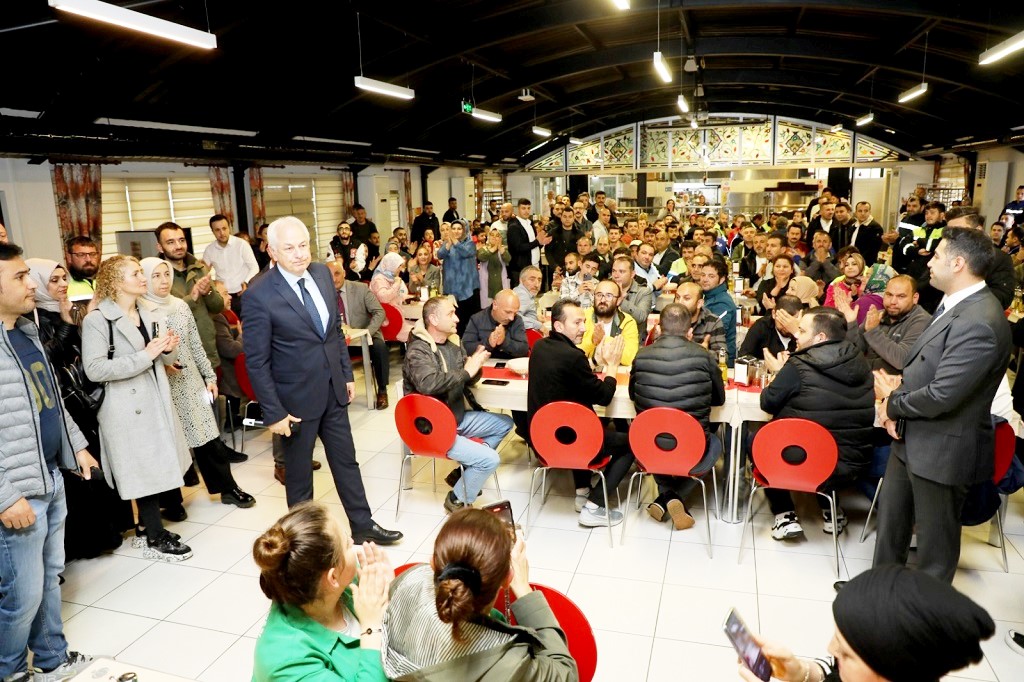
left=802, top=231, right=840, bottom=289
left=669, top=282, right=726, bottom=355
left=736, top=565, right=994, bottom=682
left=755, top=254, right=797, bottom=316
left=462, top=289, right=528, bottom=360
left=403, top=297, right=513, bottom=514
left=759, top=307, right=874, bottom=539
left=578, top=280, right=640, bottom=368
left=571, top=253, right=602, bottom=309
left=528, top=299, right=635, bottom=527
left=609, top=255, right=654, bottom=339
left=381, top=508, right=578, bottom=680
left=407, top=245, right=441, bottom=294
left=513, top=265, right=543, bottom=331
left=327, top=260, right=392, bottom=410
left=738, top=294, right=802, bottom=359
left=629, top=304, right=726, bottom=529
left=697, top=257, right=738, bottom=366
left=252, top=501, right=393, bottom=682
left=839, top=274, right=931, bottom=374
left=558, top=252, right=597, bottom=310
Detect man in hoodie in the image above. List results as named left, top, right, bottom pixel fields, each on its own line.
left=760, top=306, right=874, bottom=540
left=403, top=297, right=513, bottom=514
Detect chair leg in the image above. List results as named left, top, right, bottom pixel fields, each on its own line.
left=620, top=472, right=642, bottom=545
left=595, top=471, right=613, bottom=548
left=819, top=491, right=840, bottom=579
left=711, top=467, right=721, bottom=520
left=460, top=465, right=469, bottom=503
left=396, top=454, right=413, bottom=519
left=738, top=483, right=758, bottom=565
left=694, top=477, right=713, bottom=558
left=227, top=404, right=236, bottom=449
left=996, top=507, right=1009, bottom=573
left=431, top=460, right=437, bottom=492
left=526, top=467, right=547, bottom=536
left=492, top=469, right=502, bottom=499
left=859, top=477, right=884, bottom=544
left=541, top=469, right=550, bottom=504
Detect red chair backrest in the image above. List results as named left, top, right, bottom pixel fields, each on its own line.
left=380, top=303, right=405, bottom=341
left=629, top=407, right=707, bottom=477
left=644, top=328, right=656, bottom=346
left=751, top=418, right=838, bottom=493
left=223, top=309, right=240, bottom=326
left=394, top=562, right=424, bottom=577
left=529, top=401, right=604, bottom=468
left=994, top=421, right=1016, bottom=485
left=526, top=328, right=544, bottom=350
left=234, top=353, right=258, bottom=402
left=395, top=394, right=458, bottom=457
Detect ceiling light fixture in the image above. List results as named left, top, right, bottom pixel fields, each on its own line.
left=569, top=137, right=584, bottom=145
left=885, top=128, right=896, bottom=134
left=96, top=117, right=257, bottom=136
left=48, top=0, right=217, bottom=49
left=856, top=112, right=874, bottom=127
left=611, top=0, right=630, bottom=9
left=293, top=136, right=371, bottom=146
left=526, top=141, right=549, bottom=154
left=518, top=89, right=535, bottom=102
left=684, top=55, right=698, bottom=72
left=897, top=81, right=928, bottom=103
left=0, top=108, right=42, bottom=118
left=471, top=108, right=502, bottom=123
left=677, top=95, right=689, bottom=113
left=397, top=146, right=439, bottom=154
left=466, top=154, right=486, bottom=159
left=532, top=125, right=551, bottom=137
left=830, top=124, right=843, bottom=133
left=652, top=0, right=672, bottom=83
left=353, top=13, right=414, bottom=100
left=690, top=117, right=698, bottom=129
left=695, top=83, right=704, bottom=98
left=979, top=27, right=1024, bottom=65
left=501, top=157, right=518, bottom=162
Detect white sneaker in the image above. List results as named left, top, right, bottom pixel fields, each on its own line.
left=771, top=512, right=803, bottom=540
left=1007, top=629, right=1024, bottom=657
left=34, top=651, right=94, bottom=681
left=579, top=506, right=624, bottom=527
left=822, top=507, right=848, bottom=535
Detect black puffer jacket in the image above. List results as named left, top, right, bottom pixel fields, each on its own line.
left=629, top=335, right=726, bottom=432
left=760, top=339, right=874, bottom=468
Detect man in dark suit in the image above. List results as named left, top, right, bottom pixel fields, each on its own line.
left=850, top=201, right=884, bottom=265
left=243, top=216, right=402, bottom=545
left=873, top=227, right=1010, bottom=582
left=507, top=198, right=551, bottom=285
left=327, top=260, right=389, bottom=410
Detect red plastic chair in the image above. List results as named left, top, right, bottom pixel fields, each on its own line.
left=527, top=402, right=616, bottom=546
left=622, top=408, right=721, bottom=555
left=526, top=328, right=544, bottom=350
left=739, top=418, right=841, bottom=578
left=991, top=421, right=1016, bottom=572
left=643, top=328, right=657, bottom=346
left=380, top=302, right=406, bottom=342
left=222, top=309, right=240, bottom=326
left=394, top=562, right=422, bottom=577
left=394, top=394, right=501, bottom=518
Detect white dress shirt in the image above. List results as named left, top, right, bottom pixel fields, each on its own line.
left=278, top=267, right=329, bottom=332
left=932, top=280, right=987, bottom=322
left=203, top=236, right=260, bottom=294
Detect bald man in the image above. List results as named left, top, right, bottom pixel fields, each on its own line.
left=462, top=288, right=528, bottom=359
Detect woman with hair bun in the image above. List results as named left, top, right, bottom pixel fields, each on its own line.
left=251, top=501, right=392, bottom=682
left=381, top=508, right=578, bottom=681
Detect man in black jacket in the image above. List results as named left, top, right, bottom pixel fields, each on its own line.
left=738, top=294, right=801, bottom=359
left=507, top=198, right=552, bottom=285
left=760, top=307, right=874, bottom=540
left=629, top=304, right=725, bottom=529
left=850, top=201, right=885, bottom=266
left=527, top=299, right=634, bottom=528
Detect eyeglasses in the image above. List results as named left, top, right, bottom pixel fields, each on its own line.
left=594, top=292, right=617, bottom=300
left=70, top=251, right=99, bottom=259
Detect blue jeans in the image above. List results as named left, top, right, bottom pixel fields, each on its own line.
left=449, top=411, right=513, bottom=503
left=0, top=469, right=69, bottom=676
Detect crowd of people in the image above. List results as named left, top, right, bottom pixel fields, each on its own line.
left=2, top=180, right=1024, bottom=680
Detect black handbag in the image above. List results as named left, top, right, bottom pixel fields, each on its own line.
left=60, top=319, right=114, bottom=412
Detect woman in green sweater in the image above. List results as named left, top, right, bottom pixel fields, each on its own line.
left=252, top=501, right=392, bottom=681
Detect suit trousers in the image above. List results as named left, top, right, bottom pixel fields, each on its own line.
left=280, top=385, right=373, bottom=531
left=873, top=452, right=969, bottom=583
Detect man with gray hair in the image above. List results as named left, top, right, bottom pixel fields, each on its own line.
left=513, top=265, right=543, bottom=331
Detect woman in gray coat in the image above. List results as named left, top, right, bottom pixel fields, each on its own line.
left=82, top=255, right=193, bottom=562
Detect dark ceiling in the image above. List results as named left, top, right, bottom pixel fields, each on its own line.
left=2, top=0, right=1023, bottom=168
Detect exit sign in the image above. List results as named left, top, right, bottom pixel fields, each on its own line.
left=461, top=101, right=474, bottom=114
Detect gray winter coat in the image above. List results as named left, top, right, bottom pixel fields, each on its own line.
left=82, top=299, right=190, bottom=500
left=0, top=318, right=89, bottom=514
left=402, top=320, right=480, bottom=424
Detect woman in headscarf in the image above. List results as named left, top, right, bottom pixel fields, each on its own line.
left=736, top=565, right=994, bottom=682
left=369, top=252, right=414, bottom=342
left=140, top=258, right=255, bottom=511
left=787, top=275, right=821, bottom=309
left=476, top=227, right=511, bottom=307
left=437, top=220, right=481, bottom=337
left=25, top=259, right=79, bottom=369
left=825, top=254, right=895, bottom=324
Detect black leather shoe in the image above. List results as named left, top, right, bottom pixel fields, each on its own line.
left=224, top=448, right=249, bottom=463
left=352, top=522, right=403, bottom=545
left=160, top=505, right=188, bottom=522
left=221, top=488, right=256, bottom=508
left=444, top=467, right=462, bottom=489
left=833, top=580, right=847, bottom=593
left=183, top=465, right=200, bottom=487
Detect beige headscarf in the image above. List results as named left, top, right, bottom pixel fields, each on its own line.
left=788, top=276, right=820, bottom=308
left=25, top=258, right=66, bottom=314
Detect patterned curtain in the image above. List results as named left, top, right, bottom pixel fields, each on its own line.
left=474, top=173, right=485, bottom=222
left=208, top=167, right=235, bottom=227
left=51, top=164, right=102, bottom=246
left=340, top=170, right=355, bottom=221
left=402, top=170, right=413, bottom=228
left=249, top=167, right=266, bottom=227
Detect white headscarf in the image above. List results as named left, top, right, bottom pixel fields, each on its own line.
left=25, top=258, right=65, bottom=314
left=140, top=257, right=174, bottom=312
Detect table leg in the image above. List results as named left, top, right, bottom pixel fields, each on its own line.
left=722, top=419, right=743, bottom=524
left=361, top=335, right=374, bottom=410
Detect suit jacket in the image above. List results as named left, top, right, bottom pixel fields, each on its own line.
left=242, top=263, right=355, bottom=425
left=851, top=220, right=884, bottom=265
left=655, top=248, right=680, bottom=276
left=338, top=280, right=385, bottom=342
left=886, top=287, right=1011, bottom=486
left=507, top=218, right=541, bottom=280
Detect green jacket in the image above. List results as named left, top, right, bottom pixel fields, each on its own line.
left=252, top=594, right=386, bottom=682
left=477, top=245, right=512, bottom=298
left=169, top=253, right=224, bottom=369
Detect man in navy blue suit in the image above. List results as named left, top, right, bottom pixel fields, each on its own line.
left=243, top=216, right=401, bottom=545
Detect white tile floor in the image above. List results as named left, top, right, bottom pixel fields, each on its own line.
left=59, top=361, right=1024, bottom=682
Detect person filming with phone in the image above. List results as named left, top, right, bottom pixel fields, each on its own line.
left=403, top=296, right=513, bottom=515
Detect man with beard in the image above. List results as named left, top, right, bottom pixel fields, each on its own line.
left=652, top=230, right=680, bottom=276
left=64, top=236, right=101, bottom=313
left=890, top=195, right=926, bottom=273
left=739, top=294, right=802, bottom=359
left=545, top=205, right=584, bottom=281
left=805, top=200, right=837, bottom=245
left=850, top=201, right=885, bottom=265
left=579, top=279, right=640, bottom=368
left=672, top=281, right=726, bottom=354
left=410, top=201, right=440, bottom=251
left=634, top=243, right=669, bottom=294
left=838, top=275, right=931, bottom=374
left=609, top=256, right=653, bottom=340
left=558, top=252, right=597, bottom=309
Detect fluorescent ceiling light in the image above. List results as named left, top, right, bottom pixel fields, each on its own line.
left=979, top=28, right=1024, bottom=65
left=921, top=143, right=933, bottom=148
left=897, top=82, right=928, bottom=103
left=677, top=95, right=689, bottom=113
left=532, top=125, right=551, bottom=137
left=695, top=84, right=704, bottom=97
left=885, top=128, right=896, bottom=134
left=1010, top=124, right=1024, bottom=131
left=955, top=136, right=973, bottom=143
left=471, top=108, right=502, bottom=123
left=569, top=137, right=584, bottom=145
left=466, top=154, right=486, bottom=159
left=683, top=55, right=698, bottom=73
left=397, top=146, right=439, bottom=154
left=830, top=124, right=843, bottom=133
left=652, top=51, right=672, bottom=83
left=0, top=108, right=42, bottom=118
left=95, top=117, right=257, bottom=136
left=49, top=0, right=216, bottom=49
left=527, top=141, right=549, bottom=153
left=856, top=113, right=874, bottom=127
left=612, top=0, right=630, bottom=9
left=293, top=136, right=371, bottom=146
left=501, top=157, right=518, bottom=162
left=518, top=89, right=535, bottom=102
left=353, top=76, right=414, bottom=100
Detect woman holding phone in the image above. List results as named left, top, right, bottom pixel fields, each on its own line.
left=82, top=256, right=193, bottom=561
left=140, top=258, right=254, bottom=511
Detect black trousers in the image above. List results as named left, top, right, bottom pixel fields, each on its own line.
left=454, top=291, right=481, bottom=337
left=572, top=430, right=635, bottom=506
left=350, top=337, right=389, bottom=394
left=192, top=438, right=238, bottom=495
left=279, top=386, right=373, bottom=531
left=873, top=452, right=968, bottom=583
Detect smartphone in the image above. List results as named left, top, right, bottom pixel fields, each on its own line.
left=494, top=362, right=508, bottom=369
left=482, top=500, right=515, bottom=527
left=151, top=321, right=160, bottom=338
left=723, top=609, right=772, bottom=682
left=481, top=379, right=510, bottom=386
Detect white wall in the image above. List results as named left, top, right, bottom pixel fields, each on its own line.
left=355, top=165, right=424, bottom=239
left=506, top=174, right=533, bottom=208
left=896, top=163, right=934, bottom=203
left=0, top=158, right=63, bottom=261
